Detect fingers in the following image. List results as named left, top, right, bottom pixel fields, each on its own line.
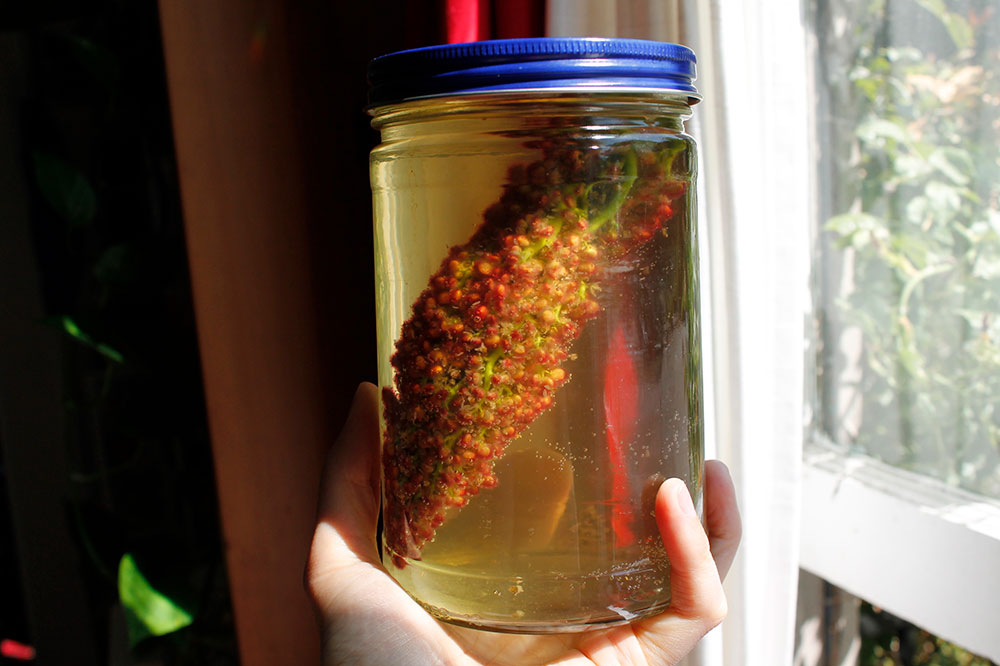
left=629, top=477, right=728, bottom=664
left=305, top=385, right=479, bottom=665
left=704, top=460, right=741, bottom=580
left=657, top=478, right=729, bottom=623
left=306, top=382, right=382, bottom=599
left=316, top=382, right=381, bottom=530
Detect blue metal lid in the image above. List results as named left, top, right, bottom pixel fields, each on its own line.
left=367, top=38, right=699, bottom=108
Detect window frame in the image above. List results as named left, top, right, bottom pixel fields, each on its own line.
left=799, top=439, right=1000, bottom=661
left=798, top=0, right=1000, bottom=661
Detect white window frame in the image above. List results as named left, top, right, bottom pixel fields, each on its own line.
left=797, top=0, right=1000, bottom=660
left=799, top=438, right=1000, bottom=661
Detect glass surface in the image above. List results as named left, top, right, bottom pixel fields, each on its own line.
left=370, top=96, right=702, bottom=632
left=813, top=0, right=1000, bottom=498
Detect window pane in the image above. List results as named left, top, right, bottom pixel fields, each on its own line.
left=814, top=0, right=1000, bottom=498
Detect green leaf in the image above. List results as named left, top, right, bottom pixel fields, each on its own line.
left=928, top=148, right=972, bottom=185
left=904, top=195, right=929, bottom=227
left=825, top=212, right=890, bottom=248
left=899, top=262, right=952, bottom=315
left=941, top=13, right=975, bottom=51
left=885, top=47, right=922, bottom=65
left=925, top=181, right=961, bottom=217
left=118, top=553, right=194, bottom=647
left=913, top=0, right=975, bottom=49
left=31, top=152, right=97, bottom=226
left=973, top=254, right=1000, bottom=280
left=893, top=232, right=931, bottom=268
left=56, top=315, right=125, bottom=364
left=894, top=155, right=932, bottom=182
left=857, top=118, right=909, bottom=147
left=854, top=75, right=880, bottom=102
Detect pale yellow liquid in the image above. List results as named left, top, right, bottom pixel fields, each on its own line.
left=371, top=101, right=702, bottom=632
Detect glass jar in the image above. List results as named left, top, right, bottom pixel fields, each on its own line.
left=367, top=38, right=703, bottom=633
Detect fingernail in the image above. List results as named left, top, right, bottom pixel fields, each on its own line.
left=675, top=481, right=696, bottom=518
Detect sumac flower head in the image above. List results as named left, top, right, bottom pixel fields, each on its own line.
left=382, top=139, right=687, bottom=567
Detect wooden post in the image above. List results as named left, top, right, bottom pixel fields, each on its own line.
left=157, top=2, right=406, bottom=662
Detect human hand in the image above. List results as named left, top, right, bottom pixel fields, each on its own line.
left=306, top=383, right=741, bottom=666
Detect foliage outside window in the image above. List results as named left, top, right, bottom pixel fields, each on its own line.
left=813, top=0, right=1000, bottom=663
left=861, top=603, right=994, bottom=666
left=816, top=0, right=1000, bottom=499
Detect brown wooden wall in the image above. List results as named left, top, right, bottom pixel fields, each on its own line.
left=157, top=2, right=415, bottom=663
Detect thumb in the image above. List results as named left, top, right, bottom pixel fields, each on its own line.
left=309, top=382, right=382, bottom=574
left=632, top=478, right=728, bottom=663
left=655, top=479, right=727, bottom=621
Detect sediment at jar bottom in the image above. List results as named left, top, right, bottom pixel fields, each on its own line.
left=381, top=138, right=688, bottom=566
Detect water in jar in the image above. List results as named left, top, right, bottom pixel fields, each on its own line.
left=371, top=103, right=702, bottom=633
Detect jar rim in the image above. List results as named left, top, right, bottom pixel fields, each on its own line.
left=367, top=37, right=700, bottom=109
left=367, top=90, right=696, bottom=128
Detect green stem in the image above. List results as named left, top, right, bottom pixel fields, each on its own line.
left=588, top=149, right=639, bottom=233
left=482, top=347, right=504, bottom=388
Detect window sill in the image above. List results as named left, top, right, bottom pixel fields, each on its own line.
left=800, top=439, right=1000, bottom=662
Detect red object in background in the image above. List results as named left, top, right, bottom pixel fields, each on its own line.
left=446, top=0, right=491, bottom=42
left=603, top=323, right=639, bottom=547
left=493, top=0, right=545, bottom=39
left=444, top=0, right=544, bottom=43
left=1, top=639, right=36, bottom=661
